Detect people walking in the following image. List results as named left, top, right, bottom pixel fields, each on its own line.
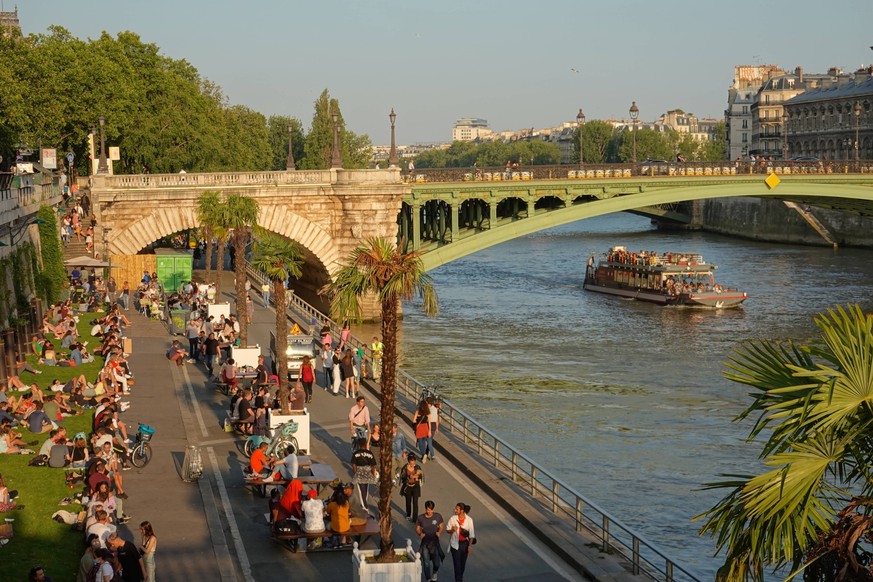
left=413, top=400, right=431, bottom=462
left=261, top=282, right=271, bottom=307
left=416, top=500, right=445, bottom=582
left=350, top=437, right=377, bottom=512
left=299, top=355, right=315, bottom=404
left=400, top=453, right=423, bottom=522
left=446, top=502, right=475, bottom=582
left=370, top=336, right=383, bottom=381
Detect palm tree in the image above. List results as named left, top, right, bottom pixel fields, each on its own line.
left=252, top=233, right=303, bottom=411
left=220, top=194, right=260, bottom=346
left=697, top=304, right=873, bottom=581
left=213, top=224, right=229, bottom=298
left=195, top=191, right=221, bottom=281
left=328, top=236, right=438, bottom=562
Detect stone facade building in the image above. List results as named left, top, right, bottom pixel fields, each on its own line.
left=725, top=65, right=784, bottom=160
left=783, top=67, right=873, bottom=160
left=452, top=118, right=491, bottom=142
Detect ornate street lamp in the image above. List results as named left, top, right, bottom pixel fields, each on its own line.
left=628, top=101, right=639, bottom=164
left=388, top=108, right=399, bottom=168
left=286, top=125, right=296, bottom=170
left=782, top=109, right=789, bottom=160
left=97, top=115, right=109, bottom=174
left=576, top=108, right=585, bottom=168
left=854, top=101, right=861, bottom=162
left=330, top=110, right=343, bottom=169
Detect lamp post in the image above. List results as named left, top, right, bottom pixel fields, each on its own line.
left=576, top=108, right=585, bottom=169
left=97, top=115, right=109, bottom=174
left=330, top=110, right=342, bottom=169
left=0, top=217, right=46, bottom=247
left=854, top=101, right=861, bottom=162
left=286, top=125, right=296, bottom=170
left=388, top=108, right=399, bottom=168
left=782, top=109, right=789, bottom=160
left=628, top=101, right=639, bottom=164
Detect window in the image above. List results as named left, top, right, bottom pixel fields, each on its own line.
left=742, top=106, right=748, bottom=114
left=742, top=133, right=748, bottom=143
left=742, top=120, right=748, bottom=129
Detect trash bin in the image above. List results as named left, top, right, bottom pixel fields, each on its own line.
left=182, top=445, right=203, bottom=482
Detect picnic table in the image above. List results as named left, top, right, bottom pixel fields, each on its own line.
left=272, top=516, right=379, bottom=553
left=244, top=463, right=336, bottom=497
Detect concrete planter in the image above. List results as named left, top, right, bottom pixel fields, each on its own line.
left=352, top=539, right=421, bottom=582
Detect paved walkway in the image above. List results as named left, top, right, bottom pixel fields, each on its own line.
left=117, top=275, right=638, bottom=582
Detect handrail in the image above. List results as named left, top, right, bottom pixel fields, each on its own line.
left=244, top=260, right=701, bottom=581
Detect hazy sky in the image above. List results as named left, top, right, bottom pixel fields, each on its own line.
left=20, top=0, right=873, bottom=144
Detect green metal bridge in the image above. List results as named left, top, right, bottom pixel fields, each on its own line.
left=399, top=162, right=873, bottom=271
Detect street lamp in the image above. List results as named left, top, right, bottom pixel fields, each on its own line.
left=576, top=108, right=585, bottom=168
left=0, top=217, right=46, bottom=247
left=286, top=125, right=296, bottom=170
left=330, top=110, right=343, bottom=169
left=628, top=101, right=639, bottom=164
left=782, top=109, right=789, bottom=160
left=854, top=101, right=861, bottom=162
left=97, top=115, right=109, bottom=174
left=388, top=108, right=399, bottom=168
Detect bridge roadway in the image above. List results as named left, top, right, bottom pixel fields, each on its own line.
left=117, top=273, right=644, bottom=582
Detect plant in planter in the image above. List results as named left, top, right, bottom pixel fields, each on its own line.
left=328, top=237, right=438, bottom=564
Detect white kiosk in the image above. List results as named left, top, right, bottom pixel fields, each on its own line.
left=231, top=345, right=261, bottom=369
left=269, top=410, right=310, bottom=454
left=208, top=302, right=231, bottom=319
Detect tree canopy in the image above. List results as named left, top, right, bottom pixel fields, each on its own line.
left=0, top=29, right=371, bottom=173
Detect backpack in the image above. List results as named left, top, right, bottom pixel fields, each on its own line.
left=87, top=562, right=102, bottom=582
left=28, top=454, right=48, bottom=467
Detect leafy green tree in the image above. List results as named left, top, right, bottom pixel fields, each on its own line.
left=698, top=121, right=727, bottom=161
left=617, top=127, right=673, bottom=162
left=252, top=234, right=303, bottom=405
left=267, top=115, right=304, bottom=171
left=219, top=105, right=271, bottom=171
left=196, top=191, right=221, bottom=282
left=697, top=304, right=873, bottom=581
left=221, top=194, right=260, bottom=346
left=574, top=120, right=616, bottom=164
left=328, top=237, right=438, bottom=562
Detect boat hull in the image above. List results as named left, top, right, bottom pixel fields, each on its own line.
left=583, top=281, right=747, bottom=308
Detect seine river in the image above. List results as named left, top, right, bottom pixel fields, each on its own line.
left=392, top=213, right=873, bottom=578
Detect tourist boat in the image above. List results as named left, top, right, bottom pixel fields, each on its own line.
left=583, top=246, right=748, bottom=308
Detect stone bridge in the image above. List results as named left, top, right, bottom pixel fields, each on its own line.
left=91, top=168, right=409, bottom=295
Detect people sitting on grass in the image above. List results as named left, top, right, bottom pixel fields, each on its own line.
left=25, top=400, right=54, bottom=434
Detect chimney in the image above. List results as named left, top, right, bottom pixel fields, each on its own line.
left=795, top=66, right=803, bottom=83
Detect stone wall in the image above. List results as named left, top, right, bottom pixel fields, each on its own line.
left=694, top=197, right=873, bottom=248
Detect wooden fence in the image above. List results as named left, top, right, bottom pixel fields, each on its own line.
left=110, top=254, right=156, bottom=288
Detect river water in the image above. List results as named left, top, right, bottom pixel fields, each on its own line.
left=391, top=213, right=873, bottom=578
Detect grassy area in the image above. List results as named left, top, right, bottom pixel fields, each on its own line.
left=1, top=314, right=108, bottom=582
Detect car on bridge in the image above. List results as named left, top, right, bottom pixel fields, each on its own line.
left=640, top=159, right=671, bottom=175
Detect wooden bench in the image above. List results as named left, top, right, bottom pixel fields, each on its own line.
left=272, top=517, right=379, bottom=552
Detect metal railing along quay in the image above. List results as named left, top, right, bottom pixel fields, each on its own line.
left=245, top=262, right=702, bottom=582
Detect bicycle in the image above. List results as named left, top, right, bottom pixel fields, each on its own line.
left=129, top=423, right=155, bottom=468
left=243, top=420, right=299, bottom=459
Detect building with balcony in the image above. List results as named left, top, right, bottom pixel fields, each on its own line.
left=749, top=67, right=849, bottom=159
left=783, top=67, right=873, bottom=160
left=725, top=65, right=784, bottom=160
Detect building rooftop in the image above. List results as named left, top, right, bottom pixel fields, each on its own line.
left=785, top=73, right=873, bottom=105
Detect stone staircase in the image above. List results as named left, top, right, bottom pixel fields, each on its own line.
left=783, top=201, right=839, bottom=248
left=62, top=238, right=92, bottom=262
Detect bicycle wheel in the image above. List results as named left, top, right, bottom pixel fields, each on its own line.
left=130, top=442, right=153, bottom=468
left=243, top=438, right=256, bottom=458
left=275, top=438, right=298, bottom=459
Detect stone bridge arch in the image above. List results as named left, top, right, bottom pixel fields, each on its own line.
left=108, top=204, right=341, bottom=281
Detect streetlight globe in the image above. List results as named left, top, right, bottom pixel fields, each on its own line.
left=855, top=102, right=862, bottom=117
left=576, top=109, right=585, bottom=124
left=332, top=111, right=338, bottom=124
left=389, top=108, right=396, bottom=125
left=99, top=115, right=105, bottom=127
left=629, top=101, right=639, bottom=120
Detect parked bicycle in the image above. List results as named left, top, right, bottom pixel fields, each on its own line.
left=243, top=420, right=299, bottom=459
left=130, top=423, right=155, bottom=468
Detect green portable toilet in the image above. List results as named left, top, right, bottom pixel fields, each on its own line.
left=154, top=249, right=193, bottom=292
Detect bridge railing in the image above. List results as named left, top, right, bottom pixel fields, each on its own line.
left=94, top=170, right=333, bottom=189
left=244, top=259, right=702, bottom=582
left=406, top=160, right=873, bottom=183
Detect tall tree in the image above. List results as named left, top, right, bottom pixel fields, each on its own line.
left=300, top=89, right=338, bottom=170
left=575, top=120, right=617, bottom=164
left=221, top=194, right=260, bottom=346
left=617, top=127, right=673, bottom=162
left=267, top=115, right=304, bottom=170
left=252, top=234, right=303, bottom=409
left=328, top=237, right=438, bottom=562
left=196, top=191, right=221, bottom=282
left=697, top=304, right=873, bottom=581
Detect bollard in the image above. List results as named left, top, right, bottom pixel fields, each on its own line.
left=0, top=338, right=7, bottom=385
left=32, top=298, right=43, bottom=326
left=4, top=329, right=17, bottom=374
left=14, top=324, right=27, bottom=361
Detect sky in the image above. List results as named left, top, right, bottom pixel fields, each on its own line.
left=19, top=0, right=873, bottom=144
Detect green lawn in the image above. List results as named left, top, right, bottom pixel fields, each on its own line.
left=1, top=314, right=108, bottom=582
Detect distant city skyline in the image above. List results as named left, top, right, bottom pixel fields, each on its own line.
left=21, top=0, right=873, bottom=144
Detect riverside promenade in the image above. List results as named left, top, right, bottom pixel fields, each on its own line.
left=115, top=274, right=643, bottom=582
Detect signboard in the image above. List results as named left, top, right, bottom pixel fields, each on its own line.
left=41, top=148, right=57, bottom=169
left=66, top=152, right=74, bottom=165
left=109, top=147, right=120, bottom=161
